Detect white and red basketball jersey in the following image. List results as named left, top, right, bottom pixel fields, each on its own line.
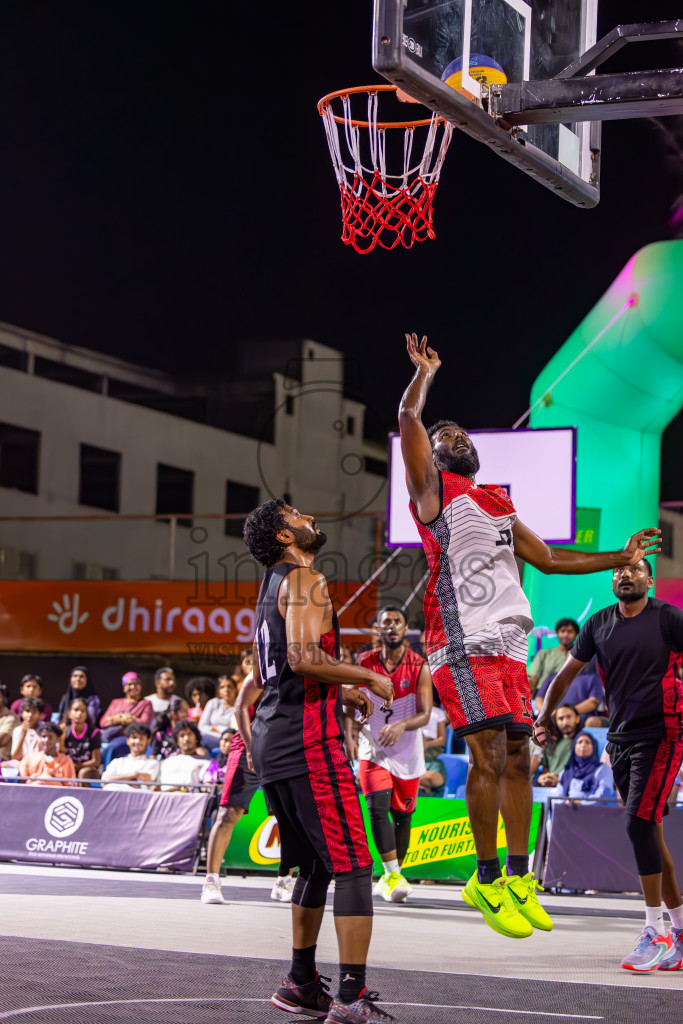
left=355, top=648, right=426, bottom=779
left=410, top=471, right=533, bottom=657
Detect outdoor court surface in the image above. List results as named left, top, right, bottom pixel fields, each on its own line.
left=1, top=865, right=681, bottom=1024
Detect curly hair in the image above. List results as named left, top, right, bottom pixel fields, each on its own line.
left=185, top=676, right=216, bottom=703
left=426, top=419, right=461, bottom=445
left=243, top=498, right=288, bottom=567
left=172, top=718, right=202, bottom=743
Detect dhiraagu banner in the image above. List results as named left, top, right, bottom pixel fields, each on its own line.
left=224, top=791, right=543, bottom=882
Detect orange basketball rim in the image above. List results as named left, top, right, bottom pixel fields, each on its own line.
left=317, top=85, right=453, bottom=254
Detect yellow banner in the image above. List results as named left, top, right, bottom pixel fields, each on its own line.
left=403, top=814, right=507, bottom=868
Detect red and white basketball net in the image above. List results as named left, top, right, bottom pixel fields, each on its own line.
left=319, top=87, right=453, bottom=254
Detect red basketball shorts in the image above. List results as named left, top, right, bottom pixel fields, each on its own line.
left=429, top=620, right=533, bottom=738
left=358, top=760, right=421, bottom=814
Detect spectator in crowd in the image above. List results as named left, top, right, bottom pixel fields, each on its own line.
left=62, top=698, right=101, bottom=781
left=228, top=649, right=254, bottom=693
left=158, top=720, right=210, bottom=791
left=339, top=645, right=355, bottom=665
left=532, top=704, right=582, bottom=786
left=534, top=658, right=604, bottom=717
left=202, top=728, right=235, bottom=788
left=185, top=677, right=216, bottom=723
left=528, top=619, right=580, bottom=696
left=151, top=695, right=191, bottom=759
left=20, top=722, right=76, bottom=786
left=419, top=695, right=448, bottom=796
left=10, top=675, right=52, bottom=722
left=356, top=616, right=381, bottom=656
left=198, top=677, right=238, bottom=750
left=101, top=723, right=159, bottom=790
left=56, top=666, right=102, bottom=729
left=100, top=672, right=155, bottom=767
left=559, top=731, right=616, bottom=802
left=144, top=667, right=176, bottom=714
left=410, top=629, right=427, bottom=658
left=11, top=698, right=45, bottom=760
left=0, top=682, right=19, bottom=760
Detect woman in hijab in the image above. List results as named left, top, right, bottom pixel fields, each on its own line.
left=57, top=667, right=101, bottom=729
left=559, top=731, right=616, bottom=802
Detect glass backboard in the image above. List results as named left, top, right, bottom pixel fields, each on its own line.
left=373, top=0, right=600, bottom=207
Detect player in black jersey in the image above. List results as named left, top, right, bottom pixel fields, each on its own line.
left=535, top=558, right=683, bottom=973
left=243, top=499, right=400, bottom=1024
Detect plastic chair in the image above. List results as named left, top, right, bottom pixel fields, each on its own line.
left=439, top=753, right=469, bottom=797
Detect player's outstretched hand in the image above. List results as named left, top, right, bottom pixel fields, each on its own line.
left=342, top=687, right=374, bottom=724
left=365, top=671, right=394, bottom=711
left=623, top=527, right=661, bottom=565
left=532, top=716, right=551, bottom=748
left=406, top=332, right=441, bottom=376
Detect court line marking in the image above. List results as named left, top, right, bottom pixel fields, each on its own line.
left=0, top=998, right=603, bottom=1020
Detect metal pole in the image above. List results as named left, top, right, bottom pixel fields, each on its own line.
left=168, top=516, right=177, bottom=581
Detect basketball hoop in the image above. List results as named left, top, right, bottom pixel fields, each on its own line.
left=317, top=85, right=453, bottom=254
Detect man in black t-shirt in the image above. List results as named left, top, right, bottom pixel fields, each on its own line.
left=535, top=558, right=683, bottom=973
left=243, top=499, right=398, bottom=1024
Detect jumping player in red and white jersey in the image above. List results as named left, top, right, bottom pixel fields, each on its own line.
left=243, top=498, right=400, bottom=1024
left=349, top=605, right=432, bottom=904
left=399, top=332, right=661, bottom=939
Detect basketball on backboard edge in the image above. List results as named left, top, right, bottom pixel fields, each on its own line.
left=441, top=54, right=507, bottom=98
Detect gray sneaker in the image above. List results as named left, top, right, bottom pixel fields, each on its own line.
left=657, top=927, right=683, bottom=971
left=620, top=926, right=672, bottom=972
left=325, top=992, right=395, bottom=1023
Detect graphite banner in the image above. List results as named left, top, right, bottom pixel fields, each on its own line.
left=0, top=783, right=208, bottom=870
left=225, top=790, right=544, bottom=882
left=544, top=802, right=683, bottom=892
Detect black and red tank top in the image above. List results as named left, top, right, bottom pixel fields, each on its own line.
left=251, top=562, right=346, bottom=784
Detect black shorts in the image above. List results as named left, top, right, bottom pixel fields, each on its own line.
left=262, top=761, right=372, bottom=876
left=219, top=746, right=259, bottom=811
left=609, top=738, right=683, bottom=823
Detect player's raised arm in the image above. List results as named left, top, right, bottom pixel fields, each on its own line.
left=283, top=567, right=393, bottom=706
left=398, top=332, right=441, bottom=523
left=512, top=520, right=661, bottom=575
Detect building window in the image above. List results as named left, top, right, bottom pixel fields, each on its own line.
left=102, top=567, right=119, bottom=580
left=365, top=457, right=387, bottom=477
left=18, top=551, right=37, bottom=579
left=346, top=416, right=355, bottom=436
left=0, top=422, right=40, bottom=494
left=156, top=463, right=194, bottom=528
left=286, top=395, right=294, bottom=415
left=79, top=444, right=120, bottom=512
left=225, top=480, right=259, bottom=537
left=660, top=520, right=674, bottom=559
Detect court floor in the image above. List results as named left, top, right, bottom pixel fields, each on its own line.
left=0, top=864, right=681, bottom=1023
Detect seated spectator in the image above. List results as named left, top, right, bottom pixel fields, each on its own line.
left=0, top=682, right=19, bottom=760
left=10, top=674, right=52, bottom=722
left=56, top=666, right=102, bottom=729
left=202, top=728, right=235, bottom=787
left=534, top=658, right=604, bottom=717
left=20, top=722, right=76, bottom=786
left=151, top=695, right=190, bottom=759
left=198, top=677, right=238, bottom=750
left=62, top=698, right=102, bottom=781
left=101, top=723, right=159, bottom=790
left=559, top=731, right=616, bottom=802
left=419, top=698, right=448, bottom=796
left=532, top=703, right=582, bottom=786
left=185, top=677, right=216, bottom=724
left=528, top=618, right=579, bottom=696
left=11, top=698, right=45, bottom=760
left=100, top=672, right=155, bottom=766
left=144, top=666, right=176, bottom=714
left=158, top=721, right=210, bottom=791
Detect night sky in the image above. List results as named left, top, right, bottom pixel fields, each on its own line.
left=1, top=2, right=682, bottom=495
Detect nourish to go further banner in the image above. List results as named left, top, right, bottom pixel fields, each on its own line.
left=225, top=791, right=543, bottom=882
left=0, top=580, right=377, bottom=653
